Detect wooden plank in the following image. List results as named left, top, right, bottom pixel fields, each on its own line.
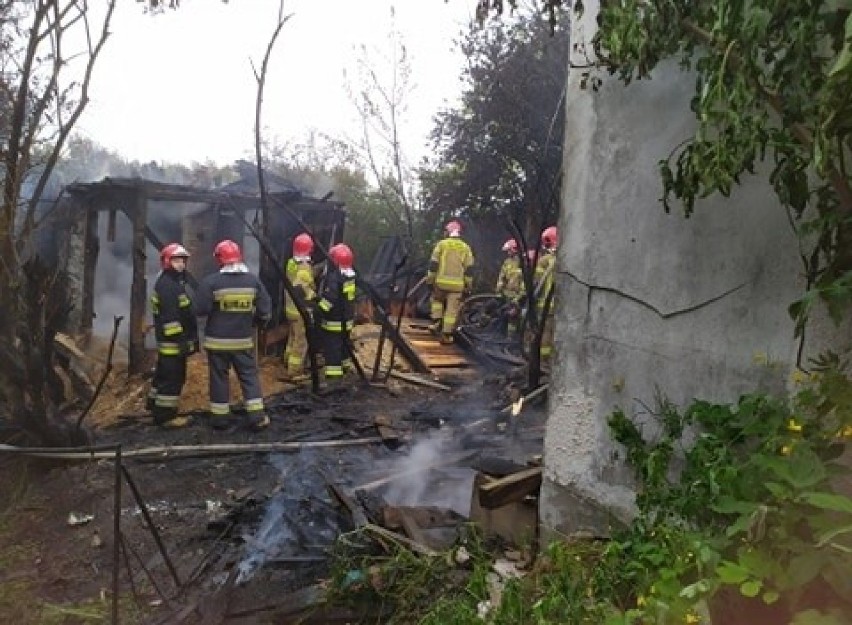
left=388, top=370, right=450, bottom=391
left=478, top=467, right=543, bottom=509
left=364, top=523, right=437, bottom=557
left=382, top=505, right=464, bottom=530
left=128, top=197, right=148, bottom=375
left=357, top=278, right=432, bottom=375
left=398, top=509, right=431, bottom=548
left=326, top=482, right=369, bottom=528
left=469, top=473, right=538, bottom=546
left=423, top=357, right=470, bottom=368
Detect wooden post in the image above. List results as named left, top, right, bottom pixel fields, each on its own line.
left=128, top=192, right=148, bottom=375
left=81, top=207, right=99, bottom=336
left=63, top=196, right=86, bottom=334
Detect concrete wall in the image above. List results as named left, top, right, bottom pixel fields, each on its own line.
left=539, top=3, right=845, bottom=538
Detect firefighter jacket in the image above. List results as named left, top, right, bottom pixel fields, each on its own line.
left=316, top=268, right=356, bottom=333
left=495, top=256, right=523, bottom=301
left=195, top=264, right=272, bottom=351
left=534, top=251, right=556, bottom=314
left=427, top=236, right=474, bottom=293
left=284, top=256, right=316, bottom=321
left=151, top=269, right=198, bottom=356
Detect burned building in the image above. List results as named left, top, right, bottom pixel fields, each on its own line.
left=57, top=172, right=345, bottom=375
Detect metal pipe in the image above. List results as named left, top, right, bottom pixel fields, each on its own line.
left=120, top=464, right=182, bottom=590
left=112, top=445, right=122, bottom=625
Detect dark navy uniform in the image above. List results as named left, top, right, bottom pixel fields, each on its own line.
left=148, top=269, right=198, bottom=424
left=195, top=264, right=271, bottom=426
left=316, top=267, right=356, bottom=380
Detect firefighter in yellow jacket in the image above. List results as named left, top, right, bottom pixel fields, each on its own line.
left=427, top=220, right=474, bottom=344
left=495, top=238, right=523, bottom=336
left=534, top=226, right=558, bottom=361
left=283, top=232, right=316, bottom=383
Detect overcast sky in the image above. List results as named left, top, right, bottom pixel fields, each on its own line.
left=75, top=0, right=481, bottom=168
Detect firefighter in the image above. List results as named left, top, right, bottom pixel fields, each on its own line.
left=495, top=238, right=524, bottom=335
left=426, top=220, right=475, bottom=344
left=316, top=243, right=357, bottom=389
left=195, top=240, right=272, bottom=431
left=147, top=243, right=198, bottom=428
left=534, top=226, right=558, bottom=362
left=283, top=232, right=316, bottom=383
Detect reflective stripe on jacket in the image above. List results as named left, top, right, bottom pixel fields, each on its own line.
left=151, top=269, right=198, bottom=355
left=496, top=257, right=523, bottom=300
left=427, top=237, right=474, bottom=293
left=534, top=251, right=556, bottom=313
left=316, top=269, right=356, bottom=333
left=195, top=269, right=272, bottom=351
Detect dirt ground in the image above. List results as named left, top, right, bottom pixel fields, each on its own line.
left=0, top=325, right=542, bottom=624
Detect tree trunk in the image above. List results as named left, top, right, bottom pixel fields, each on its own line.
left=0, top=257, right=90, bottom=447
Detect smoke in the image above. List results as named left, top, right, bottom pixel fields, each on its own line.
left=234, top=493, right=294, bottom=585
left=234, top=451, right=342, bottom=586
left=381, top=430, right=476, bottom=517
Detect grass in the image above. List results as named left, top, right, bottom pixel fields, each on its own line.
left=323, top=524, right=612, bottom=625
left=0, top=458, right=149, bottom=624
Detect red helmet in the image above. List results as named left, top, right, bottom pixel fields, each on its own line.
left=160, top=243, right=190, bottom=270
left=541, top=226, right=558, bottom=249
left=445, top=220, right=462, bottom=236
left=293, top=233, right=314, bottom=257
left=329, top=243, right=354, bottom=270
left=501, top=239, right=518, bottom=254
left=214, top=239, right=242, bottom=265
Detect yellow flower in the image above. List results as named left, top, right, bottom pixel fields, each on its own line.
left=787, top=418, right=803, bottom=433
left=790, top=369, right=808, bottom=386
left=636, top=595, right=646, bottom=607
left=780, top=444, right=792, bottom=456
left=685, top=612, right=701, bottom=624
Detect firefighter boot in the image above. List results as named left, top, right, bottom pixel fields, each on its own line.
left=152, top=407, right=189, bottom=429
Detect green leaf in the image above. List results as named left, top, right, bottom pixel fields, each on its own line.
left=717, top=561, right=750, bottom=584
left=679, top=579, right=710, bottom=599
left=827, top=14, right=852, bottom=78
left=740, top=579, right=762, bottom=597
left=762, top=589, right=780, bottom=605
left=801, top=492, right=852, bottom=515
left=816, top=523, right=852, bottom=548
left=711, top=497, right=757, bottom=515
left=787, top=552, right=825, bottom=587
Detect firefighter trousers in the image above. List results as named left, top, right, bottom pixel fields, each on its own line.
left=284, top=316, right=308, bottom=375
left=207, top=349, right=266, bottom=418
left=149, top=354, right=187, bottom=422
left=320, top=328, right=352, bottom=379
left=430, top=287, right=462, bottom=335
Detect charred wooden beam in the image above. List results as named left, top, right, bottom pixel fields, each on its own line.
left=356, top=277, right=432, bottom=375
left=106, top=208, right=117, bottom=242
left=81, top=208, right=99, bottom=334
left=127, top=196, right=148, bottom=375
left=477, top=466, right=542, bottom=509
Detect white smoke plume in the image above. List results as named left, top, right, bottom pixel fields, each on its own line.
left=381, top=430, right=476, bottom=517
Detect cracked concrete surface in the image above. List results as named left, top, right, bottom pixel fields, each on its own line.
left=539, top=0, right=851, bottom=537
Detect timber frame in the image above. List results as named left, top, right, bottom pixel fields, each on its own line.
left=61, top=176, right=345, bottom=375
